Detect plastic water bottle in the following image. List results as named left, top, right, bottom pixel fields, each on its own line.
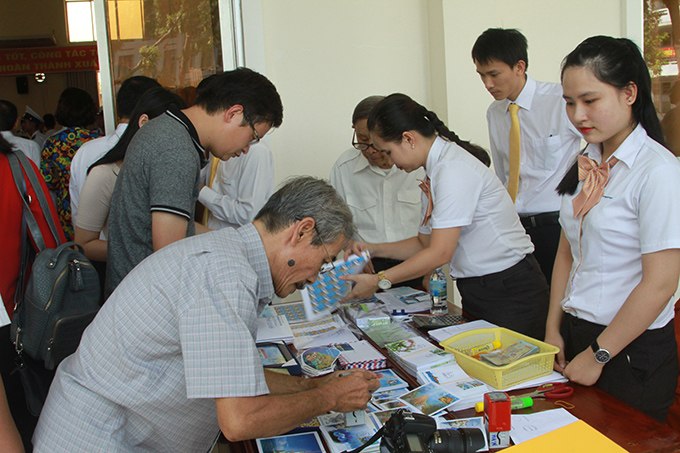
left=429, top=267, right=448, bottom=315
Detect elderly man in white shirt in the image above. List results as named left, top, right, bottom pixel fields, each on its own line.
left=472, top=28, right=581, bottom=283
left=330, top=96, right=425, bottom=287
left=199, top=141, right=275, bottom=230
left=70, top=76, right=161, bottom=222
left=0, top=100, right=41, bottom=166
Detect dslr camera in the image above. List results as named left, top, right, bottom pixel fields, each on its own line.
left=380, top=410, right=485, bottom=453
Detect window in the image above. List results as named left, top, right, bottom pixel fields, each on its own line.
left=65, top=0, right=96, bottom=43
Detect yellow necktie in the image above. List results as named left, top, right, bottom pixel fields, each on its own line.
left=201, top=156, right=220, bottom=226
left=508, top=103, right=521, bottom=203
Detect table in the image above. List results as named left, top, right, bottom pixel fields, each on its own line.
left=231, top=304, right=680, bottom=453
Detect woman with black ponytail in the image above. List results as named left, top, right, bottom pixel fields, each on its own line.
left=343, top=93, right=549, bottom=340
left=545, top=36, right=680, bottom=422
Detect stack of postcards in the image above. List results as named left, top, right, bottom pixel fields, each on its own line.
left=385, top=336, right=455, bottom=375
left=333, top=340, right=387, bottom=371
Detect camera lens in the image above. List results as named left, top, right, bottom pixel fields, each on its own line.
left=428, top=428, right=486, bottom=453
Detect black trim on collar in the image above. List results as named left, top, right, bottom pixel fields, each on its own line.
left=166, top=104, right=208, bottom=169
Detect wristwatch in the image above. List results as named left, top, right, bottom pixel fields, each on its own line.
left=377, top=271, right=392, bottom=290
left=590, top=339, right=611, bottom=364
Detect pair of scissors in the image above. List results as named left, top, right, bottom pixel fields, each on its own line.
left=514, top=382, right=574, bottom=399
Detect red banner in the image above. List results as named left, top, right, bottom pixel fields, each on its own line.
left=0, top=45, right=99, bottom=75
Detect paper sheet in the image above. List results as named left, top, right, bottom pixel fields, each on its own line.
left=510, top=408, right=579, bottom=445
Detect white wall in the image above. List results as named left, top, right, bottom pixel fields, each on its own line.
left=255, top=0, right=432, bottom=186
left=248, top=0, right=635, bottom=185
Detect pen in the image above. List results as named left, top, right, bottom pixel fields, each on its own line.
left=475, top=397, right=533, bottom=413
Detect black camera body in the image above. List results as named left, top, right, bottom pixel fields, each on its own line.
left=380, top=410, right=485, bottom=453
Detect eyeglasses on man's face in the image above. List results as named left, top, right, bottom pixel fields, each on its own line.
left=243, top=111, right=261, bottom=146
left=352, top=130, right=378, bottom=152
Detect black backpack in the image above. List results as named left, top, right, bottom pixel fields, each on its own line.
left=7, top=149, right=101, bottom=371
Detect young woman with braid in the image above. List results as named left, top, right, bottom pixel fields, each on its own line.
left=544, top=36, right=680, bottom=422
left=343, top=93, right=549, bottom=339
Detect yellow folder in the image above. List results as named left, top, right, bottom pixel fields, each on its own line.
left=504, top=420, right=626, bottom=452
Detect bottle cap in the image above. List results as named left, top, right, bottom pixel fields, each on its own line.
left=475, top=401, right=484, bottom=412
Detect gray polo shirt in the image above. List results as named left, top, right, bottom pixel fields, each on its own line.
left=34, top=224, right=274, bottom=452
left=106, top=106, right=208, bottom=296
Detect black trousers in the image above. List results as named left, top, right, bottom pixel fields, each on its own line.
left=562, top=314, right=678, bottom=423
left=456, top=254, right=549, bottom=340
left=0, top=325, right=54, bottom=452
left=372, top=258, right=425, bottom=290
left=520, top=212, right=561, bottom=284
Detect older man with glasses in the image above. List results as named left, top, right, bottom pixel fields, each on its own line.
left=330, top=96, right=426, bottom=288
left=35, top=177, right=380, bottom=452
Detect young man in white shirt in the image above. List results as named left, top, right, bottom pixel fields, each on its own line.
left=472, top=28, right=581, bottom=283
left=199, top=141, right=275, bottom=230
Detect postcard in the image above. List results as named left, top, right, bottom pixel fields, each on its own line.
left=370, top=409, right=403, bottom=426
left=256, top=431, right=326, bottom=453
left=319, top=420, right=380, bottom=453
left=374, top=369, right=409, bottom=391
left=398, top=383, right=459, bottom=416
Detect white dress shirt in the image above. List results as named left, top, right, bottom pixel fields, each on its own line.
left=418, top=137, right=533, bottom=278
left=1, top=130, right=40, bottom=166
left=70, top=123, right=128, bottom=222
left=330, top=148, right=424, bottom=243
left=486, top=75, right=582, bottom=215
left=559, top=125, right=680, bottom=329
left=198, top=142, right=274, bottom=230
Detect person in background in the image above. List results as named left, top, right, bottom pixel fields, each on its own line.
left=19, top=106, right=47, bottom=149
left=41, top=114, right=58, bottom=140
left=105, top=68, right=283, bottom=297
left=199, top=141, right=275, bottom=230
left=75, top=87, right=187, bottom=263
left=545, top=36, right=680, bottom=423
left=343, top=94, right=549, bottom=339
left=330, top=96, right=425, bottom=288
left=472, top=28, right=582, bottom=283
left=0, top=101, right=41, bottom=167
left=0, top=135, right=65, bottom=451
left=70, top=75, right=161, bottom=221
left=34, top=177, right=379, bottom=451
left=40, top=87, right=100, bottom=240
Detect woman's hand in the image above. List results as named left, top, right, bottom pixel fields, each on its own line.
left=345, top=240, right=370, bottom=259
left=544, top=329, right=567, bottom=373
left=562, top=348, right=604, bottom=386
left=339, top=273, right=379, bottom=302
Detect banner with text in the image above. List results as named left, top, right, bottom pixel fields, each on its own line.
left=0, top=45, right=99, bottom=76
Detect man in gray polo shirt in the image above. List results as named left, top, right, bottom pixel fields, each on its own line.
left=34, top=177, right=379, bottom=452
left=106, top=68, right=283, bottom=297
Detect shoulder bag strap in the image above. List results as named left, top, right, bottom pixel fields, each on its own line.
left=7, top=152, right=46, bottom=252
left=7, top=150, right=62, bottom=247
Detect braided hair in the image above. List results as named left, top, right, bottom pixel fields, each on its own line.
left=366, top=93, right=489, bottom=166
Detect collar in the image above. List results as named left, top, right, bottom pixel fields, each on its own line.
left=505, top=75, right=536, bottom=112
left=165, top=104, right=208, bottom=169
left=424, top=136, right=447, bottom=179
left=583, top=123, right=646, bottom=169
left=352, top=152, right=395, bottom=175
left=113, top=122, right=128, bottom=139
left=239, top=223, right=276, bottom=307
